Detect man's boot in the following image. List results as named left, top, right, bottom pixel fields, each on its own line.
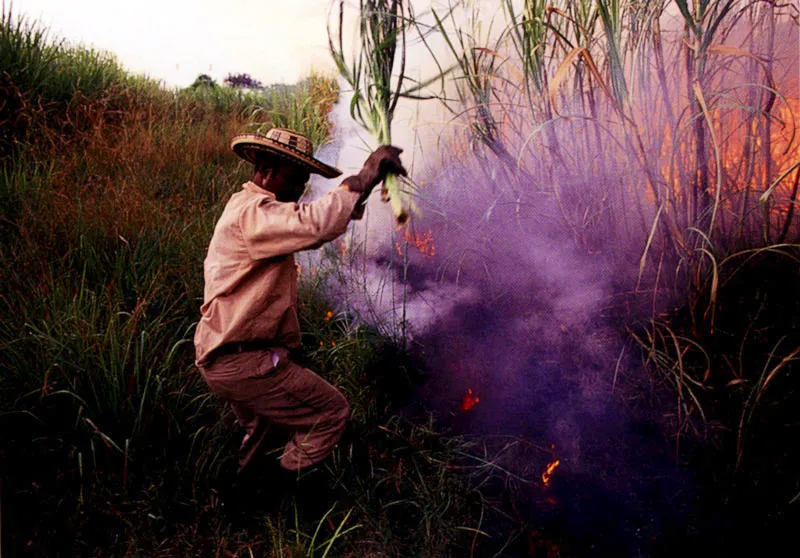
left=286, top=458, right=341, bottom=521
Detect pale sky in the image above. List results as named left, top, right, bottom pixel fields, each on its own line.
left=13, top=0, right=340, bottom=87
left=12, top=0, right=516, bottom=92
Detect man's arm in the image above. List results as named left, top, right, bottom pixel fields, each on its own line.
left=240, top=145, right=407, bottom=260
left=239, top=186, right=360, bottom=260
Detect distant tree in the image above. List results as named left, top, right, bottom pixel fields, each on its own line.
left=191, top=74, right=217, bottom=89
left=224, top=73, right=263, bottom=89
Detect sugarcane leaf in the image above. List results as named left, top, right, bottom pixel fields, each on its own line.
left=759, top=159, right=800, bottom=214
left=692, top=79, right=723, bottom=235
left=596, top=0, right=628, bottom=103
left=673, top=0, right=696, bottom=33
left=549, top=46, right=584, bottom=116
left=702, top=0, right=736, bottom=52
left=706, top=44, right=774, bottom=90
left=409, top=8, right=450, bottom=97
left=349, top=89, right=364, bottom=124
left=401, top=64, right=459, bottom=96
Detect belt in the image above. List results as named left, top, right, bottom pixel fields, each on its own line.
left=207, top=340, right=275, bottom=362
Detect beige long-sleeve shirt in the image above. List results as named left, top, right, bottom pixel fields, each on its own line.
left=194, top=181, right=362, bottom=366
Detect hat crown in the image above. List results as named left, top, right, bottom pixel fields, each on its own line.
left=265, top=128, right=314, bottom=157
left=230, top=129, right=342, bottom=178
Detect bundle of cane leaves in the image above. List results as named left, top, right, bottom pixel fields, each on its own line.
left=329, top=0, right=418, bottom=223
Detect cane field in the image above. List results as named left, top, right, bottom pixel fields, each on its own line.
left=1, top=1, right=798, bottom=557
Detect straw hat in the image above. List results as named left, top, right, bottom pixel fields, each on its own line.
left=230, top=128, right=342, bottom=178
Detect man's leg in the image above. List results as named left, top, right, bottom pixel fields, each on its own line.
left=200, top=350, right=279, bottom=473
left=229, top=402, right=270, bottom=474
left=263, top=360, right=350, bottom=472
left=200, top=348, right=349, bottom=472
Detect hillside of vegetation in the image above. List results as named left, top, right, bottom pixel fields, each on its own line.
left=0, top=9, right=510, bottom=556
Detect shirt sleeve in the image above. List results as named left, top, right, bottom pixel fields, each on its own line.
left=239, top=186, right=362, bottom=260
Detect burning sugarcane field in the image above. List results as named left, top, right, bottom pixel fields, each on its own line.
left=1, top=0, right=798, bottom=556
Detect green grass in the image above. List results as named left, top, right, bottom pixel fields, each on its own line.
left=0, top=8, right=130, bottom=103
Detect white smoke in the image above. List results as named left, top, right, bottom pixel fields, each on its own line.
left=301, top=67, right=477, bottom=338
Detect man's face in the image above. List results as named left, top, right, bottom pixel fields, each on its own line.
left=265, top=161, right=311, bottom=202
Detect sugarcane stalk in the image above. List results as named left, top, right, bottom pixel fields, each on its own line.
left=374, top=105, right=410, bottom=223
left=329, top=0, right=417, bottom=223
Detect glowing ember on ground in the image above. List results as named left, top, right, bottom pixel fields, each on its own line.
left=541, top=459, right=561, bottom=487
left=527, top=529, right=560, bottom=558
left=460, top=388, right=480, bottom=411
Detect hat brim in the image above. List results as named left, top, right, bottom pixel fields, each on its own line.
left=231, top=134, right=342, bottom=179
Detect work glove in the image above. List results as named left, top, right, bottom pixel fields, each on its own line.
left=343, top=145, right=407, bottom=195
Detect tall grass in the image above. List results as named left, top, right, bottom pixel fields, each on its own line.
left=0, top=8, right=130, bottom=102
left=0, top=6, right=159, bottom=160
left=432, top=2, right=524, bottom=189
left=425, top=0, right=799, bottom=495
left=439, top=0, right=799, bottom=251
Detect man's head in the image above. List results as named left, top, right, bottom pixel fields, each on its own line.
left=253, top=155, right=311, bottom=202
left=230, top=129, right=342, bottom=202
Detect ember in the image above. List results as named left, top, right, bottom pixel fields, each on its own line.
left=460, top=388, right=480, bottom=411
left=527, top=529, right=560, bottom=558
left=541, top=459, right=560, bottom=487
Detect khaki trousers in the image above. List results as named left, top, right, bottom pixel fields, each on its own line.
left=199, top=347, right=350, bottom=472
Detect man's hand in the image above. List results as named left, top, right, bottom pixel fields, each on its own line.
left=343, top=145, right=407, bottom=194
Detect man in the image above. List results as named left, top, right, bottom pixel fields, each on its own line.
left=194, top=128, right=406, bottom=481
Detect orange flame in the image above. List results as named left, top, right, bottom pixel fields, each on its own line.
left=396, top=227, right=436, bottom=258
left=541, top=459, right=561, bottom=487
left=652, top=96, right=800, bottom=210
left=460, top=388, right=480, bottom=411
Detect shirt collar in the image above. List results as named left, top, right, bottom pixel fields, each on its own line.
left=243, top=181, right=275, bottom=199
